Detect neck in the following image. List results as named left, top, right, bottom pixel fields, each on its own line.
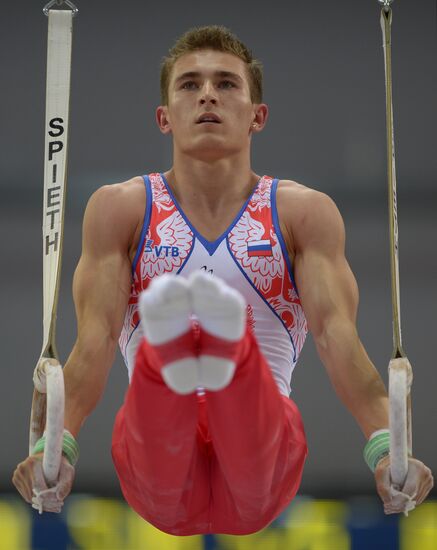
left=164, top=150, right=259, bottom=215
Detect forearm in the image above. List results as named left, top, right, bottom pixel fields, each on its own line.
left=315, top=317, right=389, bottom=439
left=63, top=333, right=117, bottom=437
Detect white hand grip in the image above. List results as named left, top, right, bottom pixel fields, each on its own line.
left=29, top=358, right=65, bottom=486
left=389, top=357, right=413, bottom=489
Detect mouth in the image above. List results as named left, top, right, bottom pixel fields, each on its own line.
left=196, top=113, right=222, bottom=124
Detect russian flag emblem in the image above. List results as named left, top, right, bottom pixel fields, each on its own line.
left=247, top=239, right=273, bottom=257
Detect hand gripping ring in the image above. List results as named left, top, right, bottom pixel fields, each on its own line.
left=29, top=358, right=65, bottom=486
left=389, top=357, right=413, bottom=489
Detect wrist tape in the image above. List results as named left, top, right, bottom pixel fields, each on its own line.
left=32, top=429, right=79, bottom=466
left=363, top=429, right=390, bottom=472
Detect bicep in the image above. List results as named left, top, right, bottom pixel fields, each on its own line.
left=73, top=252, right=132, bottom=344
left=72, top=186, right=134, bottom=345
left=293, top=192, right=359, bottom=340
left=295, top=250, right=359, bottom=339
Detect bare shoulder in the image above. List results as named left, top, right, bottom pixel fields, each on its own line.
left=276, top=179, right=345, bottom=253
left=86, top=176, right=145, bottom=218
left=276, top=179, right=341, bottom=220
left=83, top=176, right=146, bottom=256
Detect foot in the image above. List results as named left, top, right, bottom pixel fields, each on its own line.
left=189, top=271, right=247, bottom=391
left=138, top=274, right=198, bottom=394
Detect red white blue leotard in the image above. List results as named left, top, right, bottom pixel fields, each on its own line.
left=119, top=173, right=308, bottom=396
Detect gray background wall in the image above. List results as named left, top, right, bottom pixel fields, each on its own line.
left=1, top=0, right=436, bottom=497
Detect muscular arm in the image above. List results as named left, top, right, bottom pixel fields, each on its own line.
left=285, top=187, right=433, bottom=512
left=12, top=182, right=143, bottom=507
left=292, top=191, right=389, bottom=439
left=63, top=184, right=135, bottom=436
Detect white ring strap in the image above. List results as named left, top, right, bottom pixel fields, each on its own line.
left=29, top=6, right=76, bottom=490
left=41, top=9, right=73, bottom=355
left=379, top=3, right=413, bottom=493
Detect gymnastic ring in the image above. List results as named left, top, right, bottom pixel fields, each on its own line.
left=29, top=357, right=65, bottom=486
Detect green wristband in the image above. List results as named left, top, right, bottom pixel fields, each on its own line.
left=364, top=430, right=390, bottom=472
left=32, top=430, right=79, bottom=466
left=62, top=430, right=80, bottom=466
left=32, top=436, right=46, bottom=456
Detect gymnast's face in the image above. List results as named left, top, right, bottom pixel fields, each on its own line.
left=156, top=49, right=268, bottom=161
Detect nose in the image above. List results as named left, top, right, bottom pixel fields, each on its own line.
left=199, top=81, right=217, bottom=105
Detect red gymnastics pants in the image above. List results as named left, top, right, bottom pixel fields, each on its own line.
left=111, top=325, right=308, bottom=536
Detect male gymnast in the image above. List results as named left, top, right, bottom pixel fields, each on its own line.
left=13, top=26, right=433, bottom=535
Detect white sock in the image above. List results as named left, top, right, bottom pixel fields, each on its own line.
left=138, top=275, right=199, bottom=395
left=189, top=271, right=246, bottom=341
left=189, top=271, right=246, bottom=391
left=138, top=274, right=191, bottom=345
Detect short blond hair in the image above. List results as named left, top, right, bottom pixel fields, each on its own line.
left=160, top=25, right=263, bottom=105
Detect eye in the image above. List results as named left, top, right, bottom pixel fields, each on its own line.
left=218, top=80, right=236, bottom=89
left=181, top=81, right=198, bottom=90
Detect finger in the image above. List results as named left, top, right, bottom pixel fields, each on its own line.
left=32, top=491, right=64, bottom=513
left=32, top=500, right=62, bottom=514
left=12, top=464, right=34, bottom=503
left=403, top=463, right=434, bottom=505
left=33, top=502, right=63, bottom=513
left=418, top=468, right=434, bottom=505
left=415, top=477, right=434, bottom=506
left=384, top=501, right=414, bottom=515
left=32, top=488, right=59, bottom=502
left=384, top=502, right=414, bottom=515
left=384, top=507, right=398, bottom=515
left=41, top=501, right=63, bottom=513
left=384, top=500, right=410, bottom=514
left=12, top=470, right=29, bottom=503
left=32, top=460, right=48, bottom=493
left=384, top=503, right=409, bottom=514
left=382, top=485, right=412, bottom=514
left=401, top=464, right=420, bottom=498
left=375, top=463, right=392, bottom=503
left=14, top=480, right=32, bottom=503
left=56, top=461, right=75, bottom=501
left=31, top=500, right=43, bottom=514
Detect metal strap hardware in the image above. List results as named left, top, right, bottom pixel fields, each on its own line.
left=43, top=0, right=78, bottom=17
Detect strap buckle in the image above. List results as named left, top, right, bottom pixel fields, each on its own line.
left=43, top=0, right=78, bottom=17
left=378, top=0, right=394, bottom=12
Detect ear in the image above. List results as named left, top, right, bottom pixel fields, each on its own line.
left=156, top=106, right=172, bottom=135
left=250, top=103, right=269, bottom=133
